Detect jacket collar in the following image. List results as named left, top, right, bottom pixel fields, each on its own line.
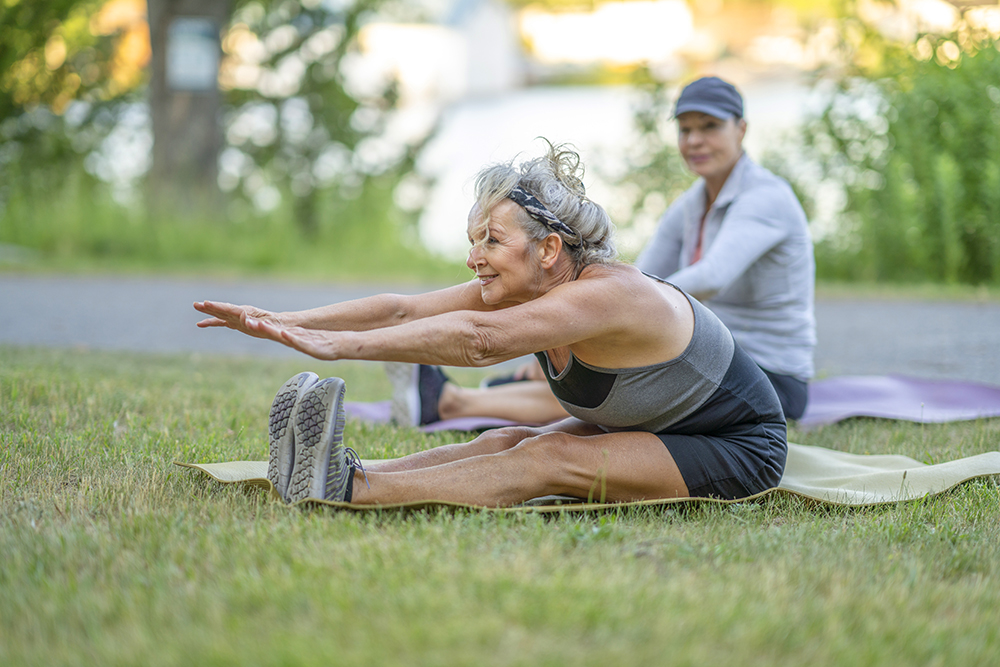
left=705, top=152, right=751, bottom=211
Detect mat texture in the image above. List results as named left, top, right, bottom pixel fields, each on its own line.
left=797, top=375, right=1000, bottom=427
left=344, top=375, right=1000, bottom=432
left=177, top=443, right=1000, bottom=512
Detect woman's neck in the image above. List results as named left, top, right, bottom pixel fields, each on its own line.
left=703, top=152, right=743, bottom=208
left=530, top=255, right=579, bottom=299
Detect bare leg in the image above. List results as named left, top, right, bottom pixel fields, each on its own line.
left=362, top=418, right=595, bottom=473
left=351, top=428, right=690, bottom=506
left=362, top=425, right=538, bottom=473
left=437, top=380, right=569, bottom=424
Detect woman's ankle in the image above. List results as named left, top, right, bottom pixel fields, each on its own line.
left=437, top=382, right=463, bottom=420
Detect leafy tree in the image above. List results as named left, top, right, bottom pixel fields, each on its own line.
left=793, top=1, right=1000, bottom=284
left=592, top=71, right=694, bottom=258
left=2, top=0, right=427, bottom=251
left=1, top=0, right=105, bottom=119
left=0, top=0, right=149, bottom=211
left=218, top=0, right=420, bottom=236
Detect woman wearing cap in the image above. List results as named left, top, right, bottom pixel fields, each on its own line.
left=636, top=75, right=815, bottom=420
left=194, top=141, right=787, bottom=507
left=404, top=76, right=815, bottom=425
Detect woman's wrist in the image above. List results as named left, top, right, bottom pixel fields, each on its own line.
left=276, top=311, right=304, bottom=329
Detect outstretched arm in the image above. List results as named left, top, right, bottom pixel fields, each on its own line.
left=237, top=309, right=494, bottom=366
left=193, top=280, right=488, bottom=337
left=231, top=265, right=675, bottom=369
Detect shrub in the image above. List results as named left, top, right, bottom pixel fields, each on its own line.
left=799, top=26, right=1000, bottom=284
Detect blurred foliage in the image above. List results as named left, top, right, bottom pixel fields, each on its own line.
left=0, top=0, right=142, bottom=118
left=504, top=0, right=837, bottom=13
left=594, top=68, right=694, bottom=257
left=792, top=1, right=1000, bottom=284
left=0, top=0, right=439, bottom=278
left=218, top=0, right=429, bottom=237
left=0, top=0, right=145, bottom=215
left=0, top=162, right=465, bottom=280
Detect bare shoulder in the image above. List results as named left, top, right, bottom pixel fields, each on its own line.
left=574, top=262, right=644, bottom=286
left=558, top=263, right=694, bottom=366
left=547, top=262, right=687, bottom=324
left=574, top=263, right=678, bottom=302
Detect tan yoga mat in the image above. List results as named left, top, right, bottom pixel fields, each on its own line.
left=175, top=443, right=1000, bottom=512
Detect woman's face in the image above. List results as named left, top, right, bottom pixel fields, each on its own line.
left=677, top=111, right=746, bottom=184
left=466, top=200, right=541, bottom=305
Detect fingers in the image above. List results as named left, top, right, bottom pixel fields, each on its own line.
left=244, top=314, right=287, bottom=343
left=243, top=315, right=265, bottom=333
left=248, top=318, right=333, bottom=360
left=196, top=301, right=331, bottom=360
left=195, top=301, right=261, bottom=332
left=194, top=302, right=233, bottom=323
left=247, top=316, right=297, bottom=344
left=195, top=317, right=227, bottom=328
left=194, top=300, right=240, bottom=317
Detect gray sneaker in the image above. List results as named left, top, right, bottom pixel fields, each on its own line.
left=287, top=377, right=354, bottom=503
left=267, top=371, right=319, bottom=501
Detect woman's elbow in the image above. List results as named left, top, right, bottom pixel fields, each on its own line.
left=465, top=325, right=508, bottom=367
left=383, top=294, right=413, bottom=324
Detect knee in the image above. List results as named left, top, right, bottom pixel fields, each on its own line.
left=469, top=426, right=538, bottom=453
left=508, top=431, right=575, bottom=465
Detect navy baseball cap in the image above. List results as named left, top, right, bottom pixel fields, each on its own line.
left=674, top=76, right=744, bottom=119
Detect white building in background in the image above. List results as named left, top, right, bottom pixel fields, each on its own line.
left=353, top=0, right=524, bottom=108
left=444, top=0, right=526, bottom=98
left=519, top=0, right=694, bottom=71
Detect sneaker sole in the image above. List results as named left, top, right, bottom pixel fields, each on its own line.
left=384, top=362, right=419, bottom=426
left=287, top=377, right=349, bottom=503
left=267, top=371, right=319, bottom=500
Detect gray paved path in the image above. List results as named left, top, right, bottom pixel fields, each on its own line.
left=2, top=274, right=999, bottom=385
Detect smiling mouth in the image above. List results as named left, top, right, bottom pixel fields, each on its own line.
left=477, top=274, right=497, bottom=286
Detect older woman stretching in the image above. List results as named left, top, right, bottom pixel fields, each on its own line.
left=193, top=142, right=786, bottom=507
left=397, top=76, right=815, bottom=427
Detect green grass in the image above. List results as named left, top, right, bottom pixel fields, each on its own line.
left=2, top=346, right=999, bottom=666
left=815, top=281, right=1000, bottom=303
left=0, top=171, right=470, bottom=284
left=5, top=167, right=1000, bottom=295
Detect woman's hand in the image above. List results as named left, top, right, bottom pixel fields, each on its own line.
left=243, top=317, right=343, bottom=360
left=194, top=300, right=343, bottom=359
left=193, top=301, right=284, bottom=339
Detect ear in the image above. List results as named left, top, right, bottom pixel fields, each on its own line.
left=736, top=118, right=747, bottom=142
left=537, top=234, right=563, bottom=269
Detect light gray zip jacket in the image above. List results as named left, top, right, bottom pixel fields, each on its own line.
left=636, top=153, right=816, bottom=381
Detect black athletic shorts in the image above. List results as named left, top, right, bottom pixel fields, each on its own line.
left=655, top=345, right=788, bottom=500
left=761, top=368, right=809, bottom=421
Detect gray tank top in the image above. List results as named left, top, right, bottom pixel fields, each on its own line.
left=535, top=282, right=735, bottom=433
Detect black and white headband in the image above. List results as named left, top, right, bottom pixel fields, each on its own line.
left=507, top=186, right=582, bottom=249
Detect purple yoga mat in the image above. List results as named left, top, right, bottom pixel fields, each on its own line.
left=345, top=401, right=531, bottom=432
left=345, top=375, right=1000, bottom=432
left=797, top=375, right=1000, bottom=427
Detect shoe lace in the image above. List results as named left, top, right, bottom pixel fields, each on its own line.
left=344, top=447, right=370, bottom=489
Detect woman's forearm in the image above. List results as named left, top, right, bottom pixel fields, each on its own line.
left=265, top=309, right=511, bottom=368
left=341, top=311, right=498, bottom=367
left=280, top=282, right=481, bottom=332
left=279, top=292, right=409, bottom=332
